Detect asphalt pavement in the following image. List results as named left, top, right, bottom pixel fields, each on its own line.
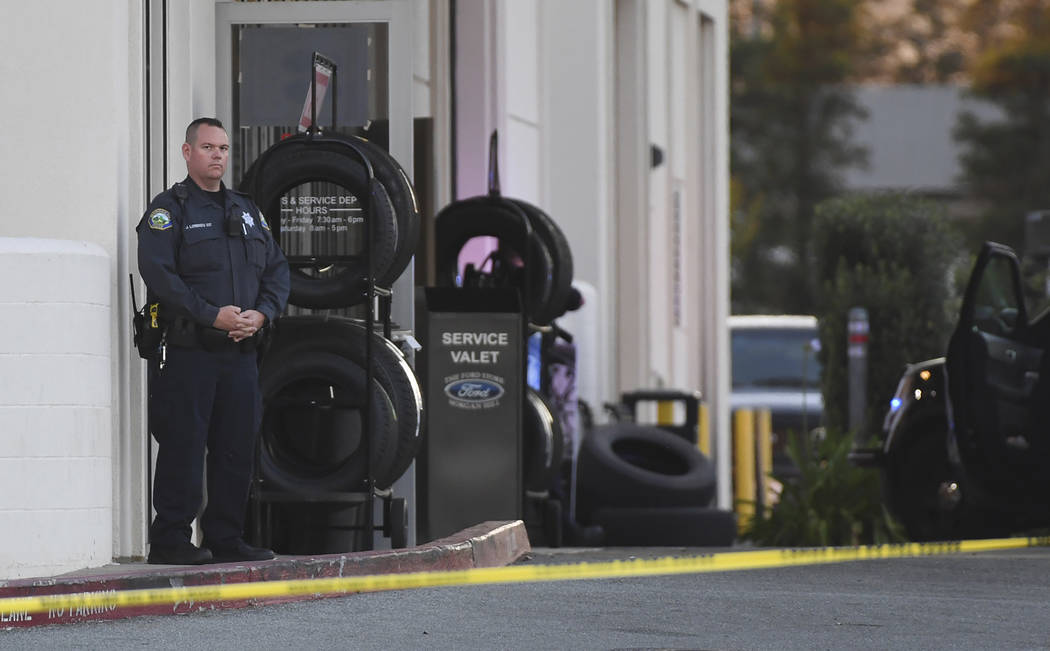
left=4, top=544, right=1050, bottom=650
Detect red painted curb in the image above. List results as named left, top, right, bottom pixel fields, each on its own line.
left=0, top=520, right=530, bottom=629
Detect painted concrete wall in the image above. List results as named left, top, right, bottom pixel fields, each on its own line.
left=0, top=0, right=222, bottom=576
left=502, top=0, right=542, bottom=204
left=640, top=0, right=731, bottom=507
left=612, top=0, right=651, bottom=398
left=694, top=0, right=731, bottom=508
left=646, top=0, right=674, bottom=390
left=0, top=240, right=112, bottom=580
left=454, top=0, right=504, bottom=200
left=539, top=0, right=616, bottom=418
left=113, top=0, right=149, bottom=564
left=0, top=0, right=129, bottom=578
left=460, top=0, right=730, bottom=508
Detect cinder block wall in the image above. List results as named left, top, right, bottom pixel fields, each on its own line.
left=0, top=238, right=112, bottom=580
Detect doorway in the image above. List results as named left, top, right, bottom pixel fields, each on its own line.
left=215, top=0, right=417, bottom=548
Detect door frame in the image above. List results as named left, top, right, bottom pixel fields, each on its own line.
left=215, top=0, right=417, bottom=548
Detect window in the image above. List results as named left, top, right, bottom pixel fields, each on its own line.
left=731, top=327, right=822, bottom=390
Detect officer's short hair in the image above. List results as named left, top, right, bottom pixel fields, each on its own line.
left=185, top=118, right=226, bottom=145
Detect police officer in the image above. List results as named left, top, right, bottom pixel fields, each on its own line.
left=137, top=117, right=289, bottom=565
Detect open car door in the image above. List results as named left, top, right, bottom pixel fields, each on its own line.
left=946, top=242, right=1050, bottom=501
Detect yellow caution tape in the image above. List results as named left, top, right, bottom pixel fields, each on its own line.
left=2, top=536, right=1048, bottom=618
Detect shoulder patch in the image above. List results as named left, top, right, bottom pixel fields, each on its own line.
left=149, top=208, right=173, bottom=231
left=259, top=212, right=271, bottom=231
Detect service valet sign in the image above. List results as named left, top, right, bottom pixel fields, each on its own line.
left=441, top=331, right=510, bottom=410
left=420, top=289, right=523, bottom=541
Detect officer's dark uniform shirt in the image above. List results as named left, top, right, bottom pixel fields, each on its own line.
left=136, top=177, right=289, bottom=328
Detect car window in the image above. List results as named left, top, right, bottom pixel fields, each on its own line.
left=972, top=255, right=1023, bottom=337
left=731, top=327, right=822, bottom=390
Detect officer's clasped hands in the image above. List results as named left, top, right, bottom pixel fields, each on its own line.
left=213, top=304, right=265, bottom=342
left=229, top=309, right=266, bottom=342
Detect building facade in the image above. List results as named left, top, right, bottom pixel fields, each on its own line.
left=0, top=0, right=729, bottom=579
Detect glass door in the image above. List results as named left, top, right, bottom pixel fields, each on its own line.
left=216, top=0, right=415, bottom=321
left=229, top=21, right=388, bottom=183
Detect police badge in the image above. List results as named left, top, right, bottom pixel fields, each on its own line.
left=149, top=208, right=173, bottom=230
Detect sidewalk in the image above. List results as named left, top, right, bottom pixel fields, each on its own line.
left=0, top=520, right=530, bottom=629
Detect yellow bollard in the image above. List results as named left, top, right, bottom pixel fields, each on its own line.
left=756, top=408, right=772, bottom=514
left=733, top=409, right=756, bottom=533
left=656, top=400, right=674, bottom=428
left=697, top=402, right=710, bottom=457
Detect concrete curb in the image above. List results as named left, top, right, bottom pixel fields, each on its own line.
left=0, top=520, right=530, bottom=629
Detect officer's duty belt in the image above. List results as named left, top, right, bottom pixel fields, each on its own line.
left=166, top=317, right=260, bottom=353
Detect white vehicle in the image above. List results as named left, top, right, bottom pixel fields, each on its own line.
left=728, top=315, right=823, bottom=478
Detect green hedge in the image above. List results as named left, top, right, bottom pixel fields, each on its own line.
left=744, top=192, right=961, bottom=547
left=813, top=192, right=960, bottom=439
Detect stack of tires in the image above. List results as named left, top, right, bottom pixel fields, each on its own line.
left=574, top=421, right=736, bottom=546
left=434, top=194, right=574, bottom=545
left=434, top=195, right=575, bottom=328
left=242, top=132, right=420, bottom=309
left=240, top=132, right=424, bottom=552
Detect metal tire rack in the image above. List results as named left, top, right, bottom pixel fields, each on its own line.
left=250, top=53, right=407, bottom=552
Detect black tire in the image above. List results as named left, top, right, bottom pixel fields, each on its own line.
left=267, top=317, right=423, bottom=486
left=523, top=387, right=564, bottom=494
left=590, top=506, right=737, bottom=546
left=435, top=196, right=563, bottom=326
left=346, top=135, right=421, bottom=281
left=260, top=316, right=424, bottom=489
left=507, top=199, right=574, bottom=322
left=240, top=134, right=399, bottom=308
left=575, top=423, right=717, bottom=523
left=266, top=317, right=424, bottom=486
left=258, top=349, right=400, bottom=492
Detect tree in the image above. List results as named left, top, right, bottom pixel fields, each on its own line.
left=730, top=0, right=870, bottom=314
left=812, top=193, right=959, bottom=438
left=877, top=0, right=967, bottom=83
left=954, top=2, right=1050, bottom=252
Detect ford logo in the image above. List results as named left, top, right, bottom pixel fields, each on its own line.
left=444, top=379, right=504, bottom=403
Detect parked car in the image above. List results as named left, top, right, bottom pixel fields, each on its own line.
left=852, top=242, right=1050, bottom=540
left=729, top=315, right=824, bottom=478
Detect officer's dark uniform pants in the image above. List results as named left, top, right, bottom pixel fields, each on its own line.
left=149, top=346, right=261, bottom=547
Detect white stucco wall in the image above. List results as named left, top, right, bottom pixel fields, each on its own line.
left=0, top=0, right=136, bottom=575
left=458, top=2, right=730, bottom=511
left=0, top=3, right=120, bottom=248
left=0, top=239, right=112, bottom=580
left=694, top=0, right=731, bottom=508
left=539, top=0, right=616, bottom=417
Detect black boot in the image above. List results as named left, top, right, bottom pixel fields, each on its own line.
left=147, top=541, right=213, bottom=565
left=205, top=539, right=276, bottom=563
